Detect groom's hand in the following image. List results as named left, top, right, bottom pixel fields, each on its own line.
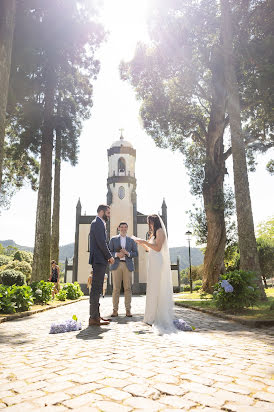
left=121, top=248, right=129, bottom=256
left=117, top=252, right=124, bottom=259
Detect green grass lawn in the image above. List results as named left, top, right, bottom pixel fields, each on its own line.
left=175, top=288, right=274, bottom=321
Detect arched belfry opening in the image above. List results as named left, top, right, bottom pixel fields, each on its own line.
left=118, top=157, right=126, bottom=175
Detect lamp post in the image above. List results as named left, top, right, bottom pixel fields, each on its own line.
left=185, top=230, right=193, bottom=293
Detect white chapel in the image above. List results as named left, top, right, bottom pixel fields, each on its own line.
left=68, top=132, right=180, bottom=295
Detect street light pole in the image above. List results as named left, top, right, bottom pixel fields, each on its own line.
left=185, top=231, right=193, bottom=293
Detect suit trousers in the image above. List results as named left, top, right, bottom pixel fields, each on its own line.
left=112, top=262, right=132, bottom=311
left=90, top=263, right=107, bottom=319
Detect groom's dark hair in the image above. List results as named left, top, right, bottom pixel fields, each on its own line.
left=97, top=204, right=110, bottom=213
left=119, top=221, right=128, bottom=227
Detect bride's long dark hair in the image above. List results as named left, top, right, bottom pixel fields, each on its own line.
left=147, top=215, right=162, bottom=239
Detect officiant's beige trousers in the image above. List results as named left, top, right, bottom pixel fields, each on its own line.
left=112, top=263, right=132, bottom=311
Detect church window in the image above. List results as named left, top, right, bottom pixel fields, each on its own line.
left=118, top=157, right=126, bottom=175
left=118, top=186, right=125, bottom=200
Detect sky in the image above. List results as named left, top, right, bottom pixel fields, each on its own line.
left=0, top=0, right=273, bottom=249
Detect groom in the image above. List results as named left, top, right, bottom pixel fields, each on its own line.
left=88, top=204, right=114, bottom=326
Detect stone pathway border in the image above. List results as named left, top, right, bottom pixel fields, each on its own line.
left=0, top=296, right=89, bottom=324
left=175, top=301, right=274, bottom=328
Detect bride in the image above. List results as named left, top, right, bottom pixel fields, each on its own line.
left=134, top=214, right=191, bottom=334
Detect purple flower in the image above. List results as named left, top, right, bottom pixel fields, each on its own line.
left=49, top=319, right=82, bottom=334
left=221, top=279, right=234, bottom=293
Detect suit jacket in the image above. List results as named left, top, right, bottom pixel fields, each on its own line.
left=109, top=235, right=138, bottom=272
left=89, top=217, right=112, bottom=266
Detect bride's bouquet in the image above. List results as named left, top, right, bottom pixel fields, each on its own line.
left=173, top=319, right=194, bottom=331
left=49, top=315, right=82, bottom=334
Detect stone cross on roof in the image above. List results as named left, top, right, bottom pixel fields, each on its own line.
left=119, top=128, right=124, bottom=140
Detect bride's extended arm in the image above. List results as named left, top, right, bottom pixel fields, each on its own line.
left=136, top=228, right=165, bottom=252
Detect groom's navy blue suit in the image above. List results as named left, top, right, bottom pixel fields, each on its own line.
left=89, top=216, right=112, bottom=320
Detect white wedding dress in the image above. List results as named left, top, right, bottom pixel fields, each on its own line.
left=144, top=216, right=178, bottom=335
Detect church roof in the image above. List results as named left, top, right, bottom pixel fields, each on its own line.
left=111, top=131, right=133, bottom=149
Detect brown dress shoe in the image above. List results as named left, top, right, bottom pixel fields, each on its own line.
left=111, top=311, right=118, bottom=317
left=126, top=311, right=133, bottom=317
left=100, top=316, right=112, bottom=322
left=89, top=318, right=109, bottom=326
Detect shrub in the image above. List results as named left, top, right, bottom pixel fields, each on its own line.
left=0, top=269, right=26, bottom=286
left=193, top=280, right=203, bottom=291
left=213, top=270, right=260, bottom=311
left=0, top=284, right=33, bottom=313
left=56, top=289, right=67, bottom=301
left=182, top=265, right=204, bottom=282
left=0, top=254, right=12, bottom=267
left=183, top=285, right=190, bottom=292
left=30, top=280, right=53, bottom=303
left=13, top=250, right=33, bottom=264
left=63, top=282, right=83, bottom=299
left=257, top=238, right=274, bottom=279
left=4, top=261, right=32, bottom=283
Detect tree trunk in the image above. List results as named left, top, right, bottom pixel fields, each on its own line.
left=32, top=62, right=56, bottom=281
left=220, top=0, right=266, bottom=299
left=0, top=0, right=16, bottom=192
left=51, top=125, right=61, bottom=263
left=202, top=48, right=227, bottom=293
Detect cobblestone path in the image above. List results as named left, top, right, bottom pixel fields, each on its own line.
left=0, top=296, right=273, bottom=411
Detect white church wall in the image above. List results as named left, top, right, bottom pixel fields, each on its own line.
left=78, top=223, right=91, bottom=286
left=137, top=223, right=149, bottom=283
left=171, top=269, right=179, bottom=287
left=109, top=183, right=134, bottom=239
left=66, top=270, right=73, bottom=284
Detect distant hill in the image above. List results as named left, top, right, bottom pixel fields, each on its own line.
left=0, top=239, right=33, bottom=253
left=169, top=246, right=204, bottom=270
left=0, top=240, right=74, bottom=263
left=59, top=243, right=74, bottom=262
left=1, top=240, right=203, bottom=269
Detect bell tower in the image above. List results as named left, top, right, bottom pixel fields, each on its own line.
left=107, top=130, right=137, bottom=239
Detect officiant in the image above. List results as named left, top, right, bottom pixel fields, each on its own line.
left=109, top=222, right=138, bottom=318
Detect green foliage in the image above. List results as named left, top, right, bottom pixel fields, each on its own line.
left=4, top=260, right=32, bottom=283
left=193, top=280, right=203, bottom=291
left=30, top=281, right=53, bottom=303
left=183, top=285, right=191, bottom=292
left=257, top=238, right=274, bottom=279
left=183, top=265, right=204, bottom=282
left=224, top=243, right=240, bottom=271
left=187, top=186, right=237, bottom=246
left=0, top=254, right=12, bottom=267
left=63, top=282, right=83, bottom=300
left=213, top=271, right=260, bottom=311
left=0, top=269, right=26, bottom=286
left=180, top=269, right=190, bottom=285
left=13, top=250, right=33, bottom=264
left=56, top=288, right=67, bottom=301
left=3, top=245, right=18, bottom=256
left=257, top=217, right=274, bottom=241
left=0, top=284, right=33, bottom=313
left=3, top=0, right=106, bottom=206
left=266, top=160, right=274, bottom=175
